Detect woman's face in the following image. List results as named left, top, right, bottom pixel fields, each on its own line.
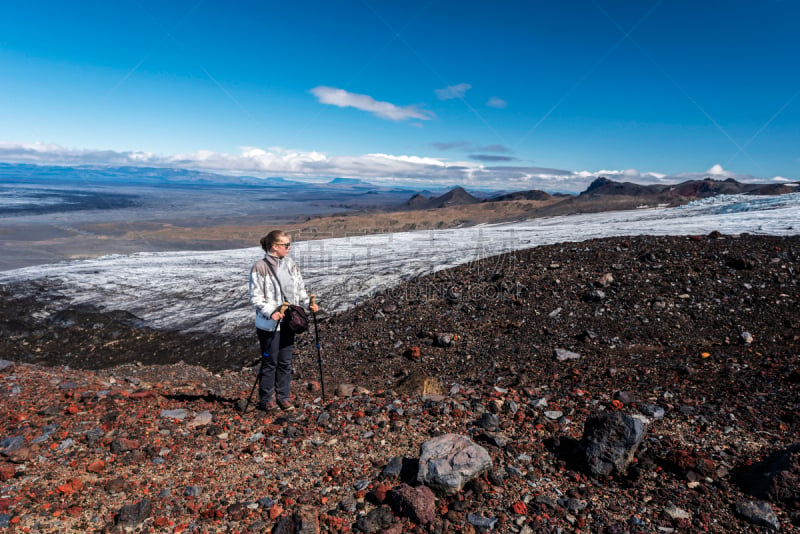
left=271, top=237, right=291, bottom=258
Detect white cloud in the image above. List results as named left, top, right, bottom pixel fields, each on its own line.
left=310, top=86, right=434, bottom=121
left=667, top=164, right=763, bottom=183
left=0, top=142, right=791, bottom=193
left=486, top=96, right=507, bottom=108
left=0, top=141, right=158, bottom=166
left=707, top=163, right=727, bottom=175
left=435, top=83, right=472, bottom=100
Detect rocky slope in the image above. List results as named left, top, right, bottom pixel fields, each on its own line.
left=0, top=233, right=798, bottom=533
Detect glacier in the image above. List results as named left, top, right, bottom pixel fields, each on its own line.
left=1, top=192, right=798, bottom=336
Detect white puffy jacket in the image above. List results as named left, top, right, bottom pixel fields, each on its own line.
left=249, top=254, right=310, bottom=331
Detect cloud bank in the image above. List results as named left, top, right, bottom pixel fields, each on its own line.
left=310, top=86, right=434, bottom=121
left=0, top=142, right=789, bottom=193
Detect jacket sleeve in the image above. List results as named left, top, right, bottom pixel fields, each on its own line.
left=249, top=263, right=282, bottom=318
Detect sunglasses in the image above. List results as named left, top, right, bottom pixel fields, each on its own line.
left=275, top=242, right=291, bottom=248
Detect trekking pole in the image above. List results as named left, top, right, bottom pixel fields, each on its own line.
left=310, top=294, right=326, bottom=401
left=242, top=302, right=289, bottom=414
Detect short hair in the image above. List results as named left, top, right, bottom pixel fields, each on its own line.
left=260, top=230, right=288, bottom=252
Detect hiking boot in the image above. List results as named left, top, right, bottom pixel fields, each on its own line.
left=277, top=399, right=295, bottom=412
left=257, top=401, right=280, bottom=414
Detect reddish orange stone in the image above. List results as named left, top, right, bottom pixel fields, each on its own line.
left=57, top=478, right=84, bottom=495
left=86, top=460, right=105, bottom=473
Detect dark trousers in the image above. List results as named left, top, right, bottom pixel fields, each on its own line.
left=256, top=327, right=295, bottom=405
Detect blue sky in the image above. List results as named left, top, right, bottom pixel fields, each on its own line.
left=1, top=0, right=798, bottom=191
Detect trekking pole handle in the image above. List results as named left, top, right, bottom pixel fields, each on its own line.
left=279, top=302, right=289, bottom=315
left=310, top=294, right=316, bottom=307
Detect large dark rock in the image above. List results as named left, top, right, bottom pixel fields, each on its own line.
left=581, top=412, right=645, bottom=477
left=271, top=505, right=319, bottom=533
left=737, top=443, right=800, bottom=508
left=115, top=498, right=152, bottom=527
left=355, top=504, right=394, bottom=533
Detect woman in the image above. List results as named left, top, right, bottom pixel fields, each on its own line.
left=249, top=230, right=319, bottom=413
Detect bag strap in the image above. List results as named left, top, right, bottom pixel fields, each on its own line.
left=263, top=259, right=288, bottom=303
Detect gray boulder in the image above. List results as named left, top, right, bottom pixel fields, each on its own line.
left=554, top=348, right=581, bottom=361
left=734, top=500, right=780, bottom=531
left=417, top=433, right=492, bottom=495
left=582, top=412, right=645, bottom=477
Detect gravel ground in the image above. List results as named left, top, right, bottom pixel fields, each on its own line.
left=0, top=233, right=798, bottom=533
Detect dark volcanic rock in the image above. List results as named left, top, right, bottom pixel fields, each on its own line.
left=582, top=412, right=645, bottom=477
left=272, top=505, right=319, bottom=534
left=737, top=443, right=800, bottom=507
left=355, top=504, right=394, bottom=533
left=114, top=498, right=152, bottom=527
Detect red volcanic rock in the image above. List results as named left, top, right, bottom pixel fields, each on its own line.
left=86, top=460, right=105, bottom=473
left=57, top=478, right=84, bottom=495
left=389, top=484, right=436, bottom=525
left=405, top=346, right=421, bottom=360
left=0, top=464, right=16, bottom=481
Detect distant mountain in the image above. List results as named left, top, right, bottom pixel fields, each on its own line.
left=579, top=176, right=797, bottom=199
left=0, top=163, right=307, bottom=187
left=328, top=177, right=373, bottom=186
left=256, top=176, right=307, bottom=187
left=665, top=178, right=796, bottom=197
left=405, top=193, right=431, bottom=209
left=486, top=189, right=553, bottom=202
left=433, top=186, right=480, bottom=207
left=580, top=177, right=659, bottom=197
left=403, top=186, right=480, bottom=209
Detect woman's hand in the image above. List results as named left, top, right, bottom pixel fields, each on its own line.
left=271, top=310, right=284, bottom=321
left=310, top=303, right=319, bottom=313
